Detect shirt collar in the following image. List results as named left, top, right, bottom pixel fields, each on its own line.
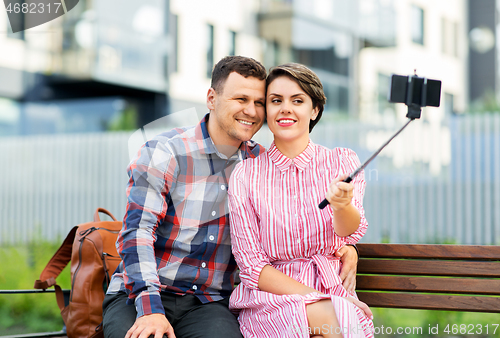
left=195, top=113, right=260, bottom=161
left=268, top=140, right=315, bottom=172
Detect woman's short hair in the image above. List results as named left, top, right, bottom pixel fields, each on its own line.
left=266, top=63, right=326, bottom=133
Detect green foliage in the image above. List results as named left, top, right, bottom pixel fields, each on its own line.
left=107, top=107, right=139, bottom=131
left=468, top=89, right=500, bottom=114
left=0, top=241, right=71, bottom=334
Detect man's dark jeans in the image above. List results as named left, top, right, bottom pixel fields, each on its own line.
left=102, top=292, right=243, bottom=338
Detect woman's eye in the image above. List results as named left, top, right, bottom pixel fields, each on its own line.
left=271, top=98, right=281, bottom=103
left=293, top=100, right=303, bottom=104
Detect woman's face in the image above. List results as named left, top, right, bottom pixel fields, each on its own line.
left=266, top=76, right=319, bottom=145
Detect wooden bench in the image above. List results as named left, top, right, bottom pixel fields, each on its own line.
left=0, top=289, right=69, bottom=338
left=2, top=243, right=499, bottom=338
left=356, top=243, right=500, bottom=313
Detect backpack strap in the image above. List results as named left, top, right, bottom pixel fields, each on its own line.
left=34, top=226, right=78, bottom=311
left=94, top=208, right=118, bottom=222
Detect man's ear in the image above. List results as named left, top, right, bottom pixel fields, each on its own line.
left=207, top=88, right=216, bottom=111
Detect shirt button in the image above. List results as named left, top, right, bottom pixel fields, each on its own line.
left=192, top=285, right=198, bottom=290
left=295, top=213, right=298, bottom=217
left=221, top=185, right=226, bottom=190
left=211, top=211, right=216, bottom=216
left=201, top=262, right=206, bottom=268
left=294, top=195, right=297, bottom=199
left=292, top=172, right=296, bottom=177
left=209, top=235, right=215, bottom=241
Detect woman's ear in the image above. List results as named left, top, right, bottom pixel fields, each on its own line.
left=311, top=107, right=320, bottom=120
left=207, top=88, right=216, bottom=111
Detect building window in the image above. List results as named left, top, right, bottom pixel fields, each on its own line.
left=292, top=45, right=349, bottom=76
left=411, top=5, right=424, bottom=45
left=441, top=18, right=458, bottom=57
left=206, top=24, right=215, bottom=78
left=170, top=14, right=179, bottom=73
left=323, top=82, right=349, bottom=115
left=444, top=93, right=455, bottom=115
left=229, top=30, right=237, bottom=56
left=272, top=41, right=280, bottom=66
left=378, top=73, right=395, bottom=117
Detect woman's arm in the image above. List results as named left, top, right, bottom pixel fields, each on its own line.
left=228, top=163, right=271, bottom=290
left=325, top=174, right=360, bottom=237
left=258, top=265, right=321, bottom=296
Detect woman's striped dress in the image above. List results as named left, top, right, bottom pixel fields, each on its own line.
left=228, top=141, right=374, bottom=338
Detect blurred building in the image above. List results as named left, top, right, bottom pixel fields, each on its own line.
left=0, top=0, right=169, bottom=136
left=358, top=0, right=467, bottom=124
left=168, top=0, right=263, bottom=115
left=468, top=0, right=498, bottom=104
left=0, top=0, right=488, bottom=136
left=258, top=0, right=361, bottom=117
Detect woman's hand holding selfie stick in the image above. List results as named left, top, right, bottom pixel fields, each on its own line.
left=318, top=73, right=442, bottom=210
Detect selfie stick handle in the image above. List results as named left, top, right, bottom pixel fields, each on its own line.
left=318, top=118, right=415, bottom=209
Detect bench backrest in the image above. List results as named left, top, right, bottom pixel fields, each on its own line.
left=356, top=243, right=500, bottom=313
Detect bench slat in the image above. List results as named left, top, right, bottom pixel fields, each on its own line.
left=357, top=244, right=500, bottom=260
left=358, top=259, right=500, bottom=277
left=357, top=276, right=500, bottom=295
left=357, top=292, right=500, bottom=312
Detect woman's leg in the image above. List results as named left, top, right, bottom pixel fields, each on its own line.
left=306, top=300, right=342, bottom=338
left=306, top=297, right=365, bottom=338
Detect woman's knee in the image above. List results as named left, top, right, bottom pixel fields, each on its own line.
left=306, top=299, right=337, bottom=323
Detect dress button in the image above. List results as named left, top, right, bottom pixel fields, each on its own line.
left=211, top=211, right=216, bottom=216
left=221, top=185, right=226, bottom=190
left=192, top=285, right=198, bottom=290
left=296, top=239, right=301, bottom=244
left=209, top=235, right=215, bottom=241
left=201, top=262, right=206, bottom=268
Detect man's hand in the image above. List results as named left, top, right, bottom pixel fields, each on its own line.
left=125, top=313, right=176, bottom=338
left=336, top=245, right=358, bottom=294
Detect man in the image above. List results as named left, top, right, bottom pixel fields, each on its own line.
left=102, top=56, right=359, bottom=338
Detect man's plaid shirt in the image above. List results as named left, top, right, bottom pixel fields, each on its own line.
left=107, top=114, right=264, bottom=317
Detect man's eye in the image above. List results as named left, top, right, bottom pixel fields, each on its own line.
left=255, top=101, right=265, bottom=107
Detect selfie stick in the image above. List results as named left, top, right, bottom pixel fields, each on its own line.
left=318, top=72, right=441, bottom=209
left=317, top=117, right=415, bottom=209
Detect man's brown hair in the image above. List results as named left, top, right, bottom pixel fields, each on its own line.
left=211, top=56, right=267, bottom=94
left=266, top=63, right=327, bottom=133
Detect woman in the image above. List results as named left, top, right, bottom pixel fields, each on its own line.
left=228, top=63, right=374, bottom=338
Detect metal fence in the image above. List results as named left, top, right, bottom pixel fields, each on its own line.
left=1, top=113, right=499, bottom=245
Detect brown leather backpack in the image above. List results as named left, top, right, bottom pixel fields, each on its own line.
left=34, top=208, right=122, bottom=338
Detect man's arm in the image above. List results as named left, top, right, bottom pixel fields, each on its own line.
left=118, top=139, right=178, bottom=335
left=335, top=245, right=358, bottom=294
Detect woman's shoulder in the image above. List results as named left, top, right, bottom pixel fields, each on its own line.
left=233, top=151, right=269, bottom=176
left=314, top=143, right=359, bottom=160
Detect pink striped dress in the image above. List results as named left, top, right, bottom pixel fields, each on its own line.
left=228, top=141, right=374, bottom=338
